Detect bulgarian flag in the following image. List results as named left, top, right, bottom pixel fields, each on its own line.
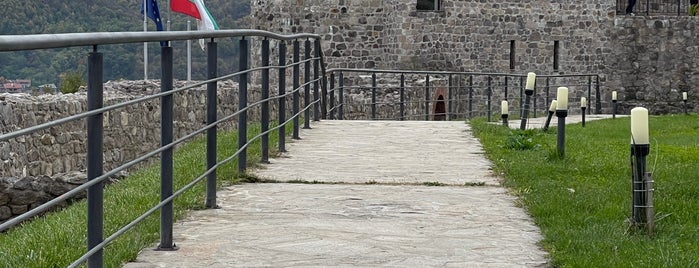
left=171, top=0, right=219, bottom=49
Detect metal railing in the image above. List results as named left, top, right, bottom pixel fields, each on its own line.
left=324, top=68, right=601, bottom=122
left=0, top=30, right=601, bottom=268
left=616, top=0, right=692, bottom=16
left=0, top=30, right=326, bottom=267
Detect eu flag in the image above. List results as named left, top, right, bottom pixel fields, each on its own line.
left=141, top=0, right=165, bottom=46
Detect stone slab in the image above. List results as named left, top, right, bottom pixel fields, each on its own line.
left=252, top=120, right=497, bottom=186
left=124, top=183, right=548, bottom=268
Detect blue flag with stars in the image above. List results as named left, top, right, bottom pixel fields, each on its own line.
left=141, top=0, right=166, bottom=46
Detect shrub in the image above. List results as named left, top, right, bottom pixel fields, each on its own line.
left=59, top=71, right=85, bottom=94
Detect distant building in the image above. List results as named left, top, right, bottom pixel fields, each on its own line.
left=2, top=83, right=23, bottom=93
left=15, top=79, right=31, bottom=90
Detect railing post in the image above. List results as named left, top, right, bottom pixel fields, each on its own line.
left=303, top=39, right=311, bottom=129
left=86, top=47, right=104, bottom=268
left=545, top=77, right=550, bottom=116
left=238, top=37, right=249, bottom=173
left=371, top=73, right=377, bottom=120
left=159, top=44, right=175, bottom=250
left=448, top=74, right=453, bottom=120
left=329, top=72, right=336, bottom=120
left=504, top=76, right=509, bottom=101
left=400, top=74, right=405, bottom=121
left=278, top=41, right=287, bottom=152
left=338, top=72, right=344, bottom=119
left=468, top=75, right=473, bottom=118
left=261, top=38, right=270, bottom=163
left=292, top=40, right=300, bottom=138
left=519, top=76, right=524, bottom=115
left=595, top=75, right=601, bottom=114
left=487, top=76, right=492, bottom=122
left=533, top=79, right=538, bottom=118
left=587, top=75, right=592, bottom=115
left=313, top=39, right=320, bottom=122
left=205, top=40, right=218, bottom=208
left=425, top=74, right=430, bottom=121
left=316, top=40, right=328, bottom=120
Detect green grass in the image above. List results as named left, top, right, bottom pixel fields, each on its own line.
left=470, top=114, right=699, bottom=267
left=0, top=122, right=293, bottom=267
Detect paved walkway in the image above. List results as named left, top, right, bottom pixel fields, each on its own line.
left=124, top=120, right=549, bottom=267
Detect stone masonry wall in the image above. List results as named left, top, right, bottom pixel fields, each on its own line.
left=1, top=80, right=248, bottom=178
left=0, top=79, right=298, bottom=223
left=249, top=0, right=699, bottom=114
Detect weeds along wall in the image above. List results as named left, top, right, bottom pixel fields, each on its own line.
left=249, top=0, right=699, bottom=114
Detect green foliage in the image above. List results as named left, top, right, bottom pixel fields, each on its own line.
left=0, top=0, right=250, bottom=85
left=503, top=129, right=542, bottom=150
left=471, top=114, right=699, bottom=267
left=59, top=71, right=85, bottom=94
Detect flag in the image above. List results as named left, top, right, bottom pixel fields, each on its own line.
left=141, top=0, right=164, bottom=31
left=141, top=0, right=166, bottom=46
left=171, top=0, right=219, bottom=49
left=171, top=0, right=201, bottom=20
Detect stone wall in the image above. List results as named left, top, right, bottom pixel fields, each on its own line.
left=607, top=17, right=699, bottom=114
left=0, top=80, right=252, bottom=178
left=249, top=0, right=699, bottom=114
left=0, top=79, right=295, bottom=224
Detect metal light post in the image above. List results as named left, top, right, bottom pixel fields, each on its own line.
left=501, top=100, right=509, bottom=127
left=683, top=92, right=688, bottom=114
left=581, top=97, right=587, bottom=127
left=556, top=87, right=569, bottom=158
left=519, top=72, right=536, bottom=130
left=630, top=107, right=650, bottom=226
left=543, top=100, right=557, bottom=131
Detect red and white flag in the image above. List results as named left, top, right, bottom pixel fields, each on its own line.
left=171, top=0, right=219, bottom=49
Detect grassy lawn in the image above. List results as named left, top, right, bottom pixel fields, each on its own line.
left=0, top=123, right=292, bottom=267
left=470, top=114, right=699, bottom=267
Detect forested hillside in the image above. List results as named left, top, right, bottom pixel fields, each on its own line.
left=0, top=0, right=250, bottom=86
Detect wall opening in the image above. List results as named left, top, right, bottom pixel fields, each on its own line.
left=553, top=40, right=560, bottom=71
left=417, top=0, right=442, bottom=11
left=434, top=95, right=446, bottom=121
left=509, top=40, right=516, bottom=70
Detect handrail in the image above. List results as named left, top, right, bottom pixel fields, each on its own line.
left=326, top=68, right=598, bottom=78
left=0, top=30, right=320, bottom=51
left=325, top=68, right=601, bottom=121
left=0, top=29, right=327, bottom=268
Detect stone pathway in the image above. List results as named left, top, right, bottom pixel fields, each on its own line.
left=124, top=120, right=549, bottom=267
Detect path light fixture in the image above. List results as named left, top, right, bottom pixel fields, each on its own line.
left=581, top=97, right=587, bottom=127
left=556, top=87, right=568, bottom=158
left=630, top=107, right=652, bottom=230
left=519, top=72, right=536, bottom=130
left=612, top=91, right=618, bottom=119
left=501, top=100, right=509, bottom=126
left=543, top=100, right=557, bottom=131
left=683, top=91, right=688, bottom=115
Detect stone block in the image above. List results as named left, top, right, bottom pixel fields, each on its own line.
left=10, top=204, right=28, bottom=215
left=9, top=190, right=40, bottom=205
left=0, top=206, right=11, bottom=220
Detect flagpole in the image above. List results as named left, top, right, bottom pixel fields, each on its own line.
left=143, top=0, right=148, bottom=81
left=167, top=0, right=171, bottom=31
left=187, top=20, right=192, bottom=81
